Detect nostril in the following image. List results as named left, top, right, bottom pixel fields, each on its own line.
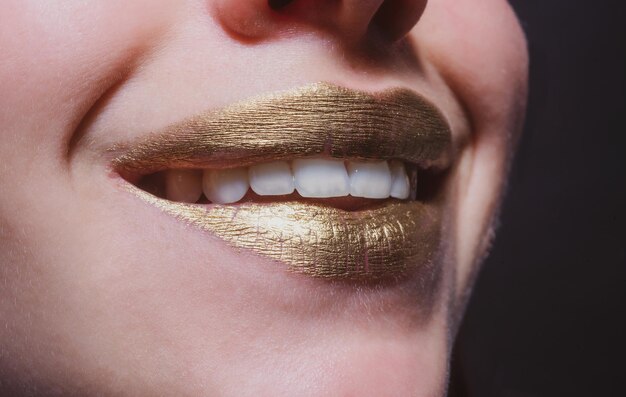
left=216, top=0, right=425, bottom=45
left=369, top=0, right=427, bottom=41
left=268, top=0, right=295, bottom=10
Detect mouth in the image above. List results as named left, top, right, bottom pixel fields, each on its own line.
left=109, top=82, right=452, bottom=282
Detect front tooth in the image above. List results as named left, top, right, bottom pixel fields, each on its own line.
left=347, top=160, right=392, bottom=199
left=202, top=167, right=249, bottom=204
left=165, top=169, right=203, bottom=203
left=293, top=158, right=349, bottom=198
left=248, top=161, right=294, bottom=196
left=389, top=160, right=410, bottom=199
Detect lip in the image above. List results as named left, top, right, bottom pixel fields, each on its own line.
left=110, top=82, right=452, bottom=282
left=110, top=82, right=451, bottom=177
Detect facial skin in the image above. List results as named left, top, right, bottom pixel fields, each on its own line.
left=0, top=1, right=527, bottom=396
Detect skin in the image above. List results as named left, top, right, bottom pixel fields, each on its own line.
left=0, top=1, right=527, bottom=396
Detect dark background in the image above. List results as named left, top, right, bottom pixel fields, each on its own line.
left=449, top=1, right=626, bottom=396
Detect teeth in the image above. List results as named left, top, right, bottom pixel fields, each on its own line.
left=159, top=159, right=414, bottom=203
left=202, top=167, right=249, bottom=204
left=347, top=160, right=392, bottom=199
left=165, top=169, right=203, bottom=203
left=249, top=161, right=294, bottom=196
left=293, top=159, right=350, bottom=198
left=389, top=160, right=411, bottom=199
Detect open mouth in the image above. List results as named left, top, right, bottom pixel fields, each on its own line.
left=109, top=82, right=452, bottom=282
left=136, top=158, right=419, bottom=210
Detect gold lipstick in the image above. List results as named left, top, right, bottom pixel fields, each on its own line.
left=129, top=188, right=441, bottom=280
left=111, top=82, right=451, bottom=175
left=112, top=82, right=451, bottom=281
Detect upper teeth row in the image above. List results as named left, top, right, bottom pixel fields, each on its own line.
left=164, top=159, right=412, bottom=204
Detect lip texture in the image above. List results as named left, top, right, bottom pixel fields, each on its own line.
left=112, top=82, right=451, bottom=281
left=130, top=187, right=441, bottom=280
left=111, top=82, right=451, bottom=176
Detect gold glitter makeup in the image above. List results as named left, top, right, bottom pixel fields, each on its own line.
left=112, top=82, right=451, bottom=281
left=130, top=187, right=441, bottom=281
left=111, top=82, right=451, bottom=176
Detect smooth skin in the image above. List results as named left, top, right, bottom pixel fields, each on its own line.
left=0, top=1, right=527, bottom=396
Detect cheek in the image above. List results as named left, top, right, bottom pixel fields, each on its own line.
left=0, top=0, right=177, bottom=285
left=418, top=0, right=528, bottom=129
left=0, top=0, right=174, bottom=167
left=0, top=1, right=175, bottom=376
left=415, top=0, right=528, bottom=296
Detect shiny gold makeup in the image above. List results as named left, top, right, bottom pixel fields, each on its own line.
left=111, top=82, right=451, bottom=176
left=113, top=82, right=451, bottom=281
left=130, top=187, right=441, bottom=280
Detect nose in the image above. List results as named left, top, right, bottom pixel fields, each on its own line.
left=213, top=0, right=428, bottom=44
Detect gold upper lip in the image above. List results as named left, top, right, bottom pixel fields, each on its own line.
left=110, top=82, right=452, bottom=177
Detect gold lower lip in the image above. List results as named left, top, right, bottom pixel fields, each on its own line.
left=130, top=187, right=441, bottom=281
